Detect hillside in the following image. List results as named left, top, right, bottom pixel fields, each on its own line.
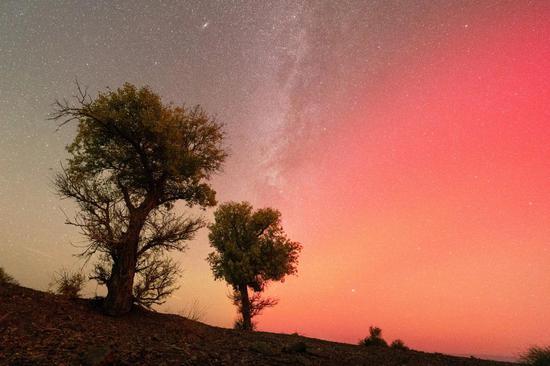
left=0, top=284, right=517, bottom=366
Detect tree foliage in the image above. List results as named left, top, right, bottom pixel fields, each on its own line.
left=52, top=82, right=226, bottom=315
left=359, top=326, right=388, bottom=347
left=520, top=346, right=550, bottom=366
left=207, top=201, right=302, bottom=330
left=390, top=339, right=409, bottom=350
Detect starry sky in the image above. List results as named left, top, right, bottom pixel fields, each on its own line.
left=1, top=0, right=549, bottom=361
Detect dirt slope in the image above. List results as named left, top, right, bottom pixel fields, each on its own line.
left=0, top=284, right=516, bottom=365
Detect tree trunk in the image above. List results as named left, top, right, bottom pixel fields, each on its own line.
left=239, top=283, right=253, bottom=330
left=103, top=213, right=145, bottom=316
left=103, top=247, right=136, bottom=316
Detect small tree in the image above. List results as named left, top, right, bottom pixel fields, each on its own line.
left=207, top=201, right=302, bottom=331
left=520, top=346, right=550, bottom=366
left=359, top=326, right=388, bottom=347
left=52, top=83, right=226, bottom=315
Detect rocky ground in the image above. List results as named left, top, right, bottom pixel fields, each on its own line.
left=0, top=283, right=517, bottom=365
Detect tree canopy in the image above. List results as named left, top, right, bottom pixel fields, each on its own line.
left=207, top=201, right=301, bottom=330
left=53, top=82, right=226, bottom=315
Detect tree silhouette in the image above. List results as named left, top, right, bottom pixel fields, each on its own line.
left=52, top=83, right=226, bottom=315
left=520, top=346, right=550, bottom=366
left=390, top=339, right=408, bottom=350
left=207, top=201, right=302, bottom=330
left=359, top=326, right=388, bottom=347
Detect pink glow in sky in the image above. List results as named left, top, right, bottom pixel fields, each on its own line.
left=252, top=4, right=550, bottom=359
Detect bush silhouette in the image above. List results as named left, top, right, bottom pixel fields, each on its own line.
left=51, top=269, right=86, bottom=299
left=520, top=346, right=550, bottom=366
left=359, top=326, right=388, bottom=347
left=390, top=339, right=409, bottom=350
left=0, top=267, right=18, bottom=285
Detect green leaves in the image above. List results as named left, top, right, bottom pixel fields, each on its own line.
left=207, top=202, right=301, bottom=329
left=52, top=82, right=227, bottom=312
left=207, top=201, right=302, bottom=291
left=55, top=82, right=226, bottom=209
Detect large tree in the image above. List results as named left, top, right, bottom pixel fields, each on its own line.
left=53, top=83, right=226, bottom=315
left=207, top=202, right=302, bottom=330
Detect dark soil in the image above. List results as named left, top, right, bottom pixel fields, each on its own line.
left=0, top=284, right=517, bottom=365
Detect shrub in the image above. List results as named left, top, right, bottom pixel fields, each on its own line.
left=359, top=326, right=388, bottom=347
left=390, top=339, right=409, bottom=350
left=51, top=269, right=86, bottom=299
left=520, top=346, right=550, bottom=366
left=0, top=267, right=18, bottom=285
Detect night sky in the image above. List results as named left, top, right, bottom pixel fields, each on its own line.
left=1, top=1, right=550, bottom=360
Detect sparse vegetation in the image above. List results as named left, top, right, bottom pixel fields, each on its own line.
left=179, top=298, right=207, bottom=322
left=520, top=346, right=550, bottom=366
left=390, top=339, right=409, bottom=350
left=359, top=326, right=388, bottom=347
left=1, top=284, right=519, bottom=365
left=0, top=267, right=18, bottom=285
left=50, top=269, right=86, bottom=299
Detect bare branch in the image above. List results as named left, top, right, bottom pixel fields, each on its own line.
left=133, top=253, right=181, bottom=308
left=137, top=210, right=204, bottom=256
left=229, top=289, right=278, bottom=318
